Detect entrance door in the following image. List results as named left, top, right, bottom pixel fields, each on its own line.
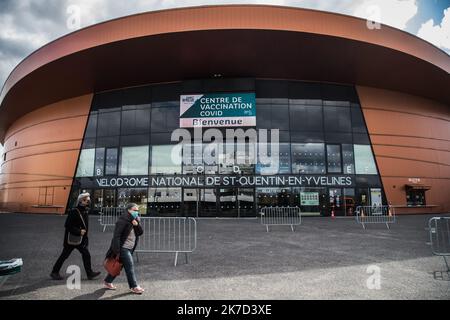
left=328, top=188, right=345, bottom=216
left=182, top=187, right=256, bottom=218
left=200, top=188, right=217, bottom=217
left=183, top=188, right=199, bottom=217
left=219, top=188, right=238, bottom=217
left=237, top=188, right=256, bottom=217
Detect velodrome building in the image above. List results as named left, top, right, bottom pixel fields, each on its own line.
left=0, top=5, right=449, bottom=217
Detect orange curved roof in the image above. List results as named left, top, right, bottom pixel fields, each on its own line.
left=0, top=4, right=449, bottom=142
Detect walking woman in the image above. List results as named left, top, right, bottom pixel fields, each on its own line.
left=50, top=192, right=101, bottom=280
left=104, top=203, right=145, bottom=294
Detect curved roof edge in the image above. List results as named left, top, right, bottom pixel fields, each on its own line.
left=1, top=5, right=449, bottom=100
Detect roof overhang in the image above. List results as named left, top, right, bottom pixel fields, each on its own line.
left=0, top=5, right=449, bottom=143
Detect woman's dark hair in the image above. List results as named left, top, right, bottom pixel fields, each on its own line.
left=126, top=203, right=138, bottom=211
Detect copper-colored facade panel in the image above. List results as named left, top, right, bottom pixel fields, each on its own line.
left=370, top=135, right=450, bottom=153
left=362, top=109, right=448, bottom=138
left=0, top=95, right=92, bottom=214
left=373, top=145, right=450, bottom=169
left=358, top=86, right=450, bottom=213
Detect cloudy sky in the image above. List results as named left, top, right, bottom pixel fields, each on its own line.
left=0, top=0, right=449, bottom=160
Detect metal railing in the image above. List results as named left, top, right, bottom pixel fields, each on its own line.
left=427, top=217, right=450, bottom=274
left=135, top=217, right=197, bottom=266
left=355, top=205, right=395, bottom=229
left=259, top=207, right=302, bottom=232
left=99, top=207, right=123, bottom=232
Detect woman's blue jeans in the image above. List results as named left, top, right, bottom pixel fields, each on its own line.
left=104, top=247, right=137, bottom=288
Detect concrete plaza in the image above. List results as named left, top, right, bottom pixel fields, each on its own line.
left=0, top=212, right=448, bottom=300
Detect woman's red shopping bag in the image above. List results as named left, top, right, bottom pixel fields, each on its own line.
left=103, top=257, right=122, bottom=276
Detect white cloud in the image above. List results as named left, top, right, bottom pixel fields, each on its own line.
left=417, top=7, right=450, bottom=51
left=352, top=0, right=418, bottom=30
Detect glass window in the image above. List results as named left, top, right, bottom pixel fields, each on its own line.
left=117, top=188, right=148, bottom=214
left=235, top=143, right=255, bottom=175
left=325, top=132, right=352, bottom=144
left=96, top=136, right=119, bottom=148
left=289, top=81, right=321, bottom=100
left=166, top=107, right=180, bottom=132
left=342, top=144, right=355, bottom=174
left=94, top=148, right=105, bottom=176
left=150, top=145, right=182, bottom=175
left=218, top=143, right=235, bottom=174
left=406, top=189, right=426, bottom=206
left=351, top=106, right=367, bottom=133
left=148, top=187, right=182, bottom=216
left=293, top=187, right=326, bottom=216
left=291, top=143, right=325, bottom=174
left=105, top=148, right=118, bottom=175
left=120, top=134, right=149, bottom=147
left=323, top=106, right=351, bottom=132
left=256, top=80, right=289, bottom=99
left=291, top=131, right=324, bottom=143
left=150, top=106, right=179, bottom=132
left=150, top=108, right=165, bottom=132
left=257, top=143, right=291, bottom=174
left=97, top=109, right=121, bottom=137
left=257, top=105, right=289, bottom=130
left=121, top=106, right=151, bottom=135
left=76, top=148, right=95, bottom=177
left=85, top=112, right=97, bottom=138
left=289, top=105, right=323, bottom=132
left=183, top=143, right=203, bottom=174
left=271, top=105, right=290, bottom=130
left=256, top=105, right=271, bottom=129
left=152, top=83, right=180, bottom=103
left=203, top=143, right=219, bottom=174
left=82, top=138, right=96, bottom=149
left=326, top=145, right=341, bottom=173
left=256, top=187, right=295, bottom=208
left=353, top=133, right=370, bottom=144
left=354, top=145, right=377, bottom=175
left=120, top=146, right=149, bottom=175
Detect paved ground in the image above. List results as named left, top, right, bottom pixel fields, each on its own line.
left=0, top=212, right=449, bottom=300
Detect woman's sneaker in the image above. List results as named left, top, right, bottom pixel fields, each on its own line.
left=130, top=286, right=145, bottom=294
left=104, top=282, right=117, bottom=290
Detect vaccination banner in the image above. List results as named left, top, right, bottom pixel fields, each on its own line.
left=180, top=92, right=256, bottom=128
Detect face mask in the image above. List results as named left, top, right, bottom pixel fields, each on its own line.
left=130, top=210, right=139, bottom=219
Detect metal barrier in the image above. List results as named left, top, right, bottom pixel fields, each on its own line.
left=259, top=207, right=302, bottom=232
left=427, top=217, right=450, bottom=273
left=135, top=217, right=197, bottom=266
left=355, top=205, right=395, bottom=229
left=99, top=207, right=123, bottom=232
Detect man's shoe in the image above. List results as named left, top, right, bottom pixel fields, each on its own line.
left=50, top=272, right=63, bottom=280
left=87, top=271, right=101, bottom=280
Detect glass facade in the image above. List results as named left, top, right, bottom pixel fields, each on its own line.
left=70, top=79, right=385, bottom=217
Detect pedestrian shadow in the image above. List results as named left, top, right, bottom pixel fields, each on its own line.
left=0, top=279, right=51, bottom=298
left=72, top=288, right=107, bottom=300
left=101, top=292, right=133, bottom=300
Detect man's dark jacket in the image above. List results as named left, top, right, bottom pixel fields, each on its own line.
left=105, top=211, right=144, bottom=260
left=63, top=205, right=89, bottom=247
